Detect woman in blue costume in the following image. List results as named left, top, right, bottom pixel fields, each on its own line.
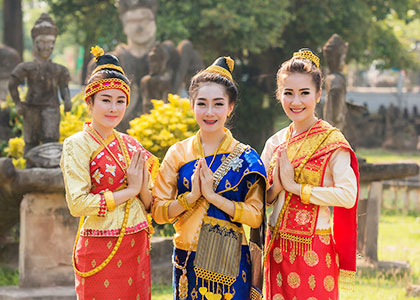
left=152, top=57, right=266, bottom=300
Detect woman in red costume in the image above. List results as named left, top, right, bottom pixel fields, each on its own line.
left=262, top=48, right=359, bottom=300
left=60, top=46, right=158, bottom=299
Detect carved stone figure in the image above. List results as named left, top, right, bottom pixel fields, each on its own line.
left=8, top=13, right=71, bottom=156
left=140, top=42, right=171, bottom=113
left=323, top=34, right=348, bottom=131
left=87, top=0, right=203, bottom=130
left=0, top=44, right=20, bottom=102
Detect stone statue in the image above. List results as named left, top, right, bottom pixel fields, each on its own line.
left=323, top=34, right=348, bottom=131
left=88, top=0, right=203, bottom=130
left=0, top=45, right=20, bottom=102
left=8, top=13, right=71, bottom=155
left=140, top=42, right=171, bottom=113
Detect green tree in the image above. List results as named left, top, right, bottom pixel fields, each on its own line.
left=156, top=0, right=420, bottom=150
left=43, top=0, right=124, bottom=83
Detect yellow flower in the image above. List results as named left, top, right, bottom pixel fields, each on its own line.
left=128, top=94, right=198, bottom=160
left=90, top=45, right=104, bottom=61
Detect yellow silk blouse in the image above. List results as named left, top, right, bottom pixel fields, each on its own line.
left=60, top=131, right=148, bottom=237
left=152, top=129, right=265, bottom=251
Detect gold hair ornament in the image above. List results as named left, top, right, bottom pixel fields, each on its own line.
left=203, top=66, right=233, bottom=82
left=92, top=64, right=125, bottom=76
left=84, top=78, right=131, bottom=105
left=90, top=45, right=105, bottom=62
left=293, top=50, right=320, bottom=68
left=203, top=56, right=235, bottom=82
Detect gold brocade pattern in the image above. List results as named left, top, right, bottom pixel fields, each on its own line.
left=273, top=247, right=283, bottom=264
left=276, top=272, right=283, bottom=287
left=339, top=270, right=356, bottom=290
left=183, top=177, right=190, bottom=190
left=319, top=235, right=331, bottom=245
left=287, top=272, right=301, bottom=288
left=304, top=250, right=319, bottom=267
left=326, top=253, right=332, bottom=268
left=289, top=249, right=296, bottom=264
left=308, top=274, right=316, bottom=290
left=273, top=294, right=285, bottom=300
left=323, top=275, right=334, bottom=292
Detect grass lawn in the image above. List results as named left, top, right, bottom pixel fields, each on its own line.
left=356, top=148, right=420, bottom=165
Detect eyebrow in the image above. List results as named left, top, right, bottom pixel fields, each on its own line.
left=284, top=88, right=311, bottom=91
left=197, top=97, right=226, bottom=101
left=99, top=94, right=126, bottom=99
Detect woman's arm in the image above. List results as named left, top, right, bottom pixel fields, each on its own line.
left=304, top=149, right=357, bottom=208
left=152, top=145, right=201, bottom=223
left=61, top=138, right=110, bottom=217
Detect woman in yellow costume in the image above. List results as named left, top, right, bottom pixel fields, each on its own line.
left=153, top=57, right=267, bottom=300
left=262, top=48, right=359, bottom=300
left=60, top=46, right=158, bottom=299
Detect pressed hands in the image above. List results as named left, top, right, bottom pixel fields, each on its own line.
left=180, top=158, right=236, bottom=218
left=266, top=149, right=301, bottom=204
left=113, top=149, right=152, bottom=211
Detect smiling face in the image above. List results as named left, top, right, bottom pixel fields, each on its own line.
left=89, top=89, right=128, bottom=136
left=192, top=82, right=234, bottom=135
left=279, top=72, right=321, bottom=129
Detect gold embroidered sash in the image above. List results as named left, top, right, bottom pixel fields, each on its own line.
left=194, top=143, right=248, bottom=299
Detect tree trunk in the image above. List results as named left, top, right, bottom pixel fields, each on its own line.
left=3, top=0, right=23, bottom=59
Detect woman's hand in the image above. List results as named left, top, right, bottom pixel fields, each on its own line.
left=199, top=158, right=217, bottom=203
left=126, top=150, right=144, bottom=197
left=271, top=152, right=283, bottom=194
left=138, top=153, right=153, bottom=211
left=279, top=149, right=300, bottom=195
left=267, top=152, right=283, bottom=204
left=185, top=161, right=202, bottom=206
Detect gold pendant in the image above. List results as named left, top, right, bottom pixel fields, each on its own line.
left=179, top=269, right=188, bottom=300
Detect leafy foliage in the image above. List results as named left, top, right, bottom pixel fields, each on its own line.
left=156, top=0, right=292, bottom=63
left=128, top=94, right=199, bottom=161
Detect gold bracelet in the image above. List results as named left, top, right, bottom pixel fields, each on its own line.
left=300, top=184, right=313, bottom=204
left=104, top=190, right=116, bottom=211
left=177, top=192, right=191, bottom=210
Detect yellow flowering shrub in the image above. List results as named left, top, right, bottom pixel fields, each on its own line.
left=59, top=92, right=89, bottom=142
left=3, top=91, right=89, bottom=168
left=4, top=137, right=25, bottom=169
left=128, top=94, right=198, bottom=161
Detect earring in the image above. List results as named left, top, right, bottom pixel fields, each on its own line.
left=316, top=98, right=320, bottom=103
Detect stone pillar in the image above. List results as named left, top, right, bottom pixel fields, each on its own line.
left=365, top=182, right=383, bottom=262
left=19, top=193, right=78, bottom=288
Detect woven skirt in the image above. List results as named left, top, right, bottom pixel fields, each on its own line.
left=74, top=229, right=151, bottom=300
left=265, top=229, right=339, bottom=300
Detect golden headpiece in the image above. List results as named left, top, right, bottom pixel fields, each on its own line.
left=84, top=46, right=130, bottom=105
left=293, top=48, right=320, bottom=68
left=202, top=56, right=234, bottom=82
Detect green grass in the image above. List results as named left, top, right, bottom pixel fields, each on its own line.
left=0, top=266, right=18, bottom=286
left=356, top=148, right=420, bottom=165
